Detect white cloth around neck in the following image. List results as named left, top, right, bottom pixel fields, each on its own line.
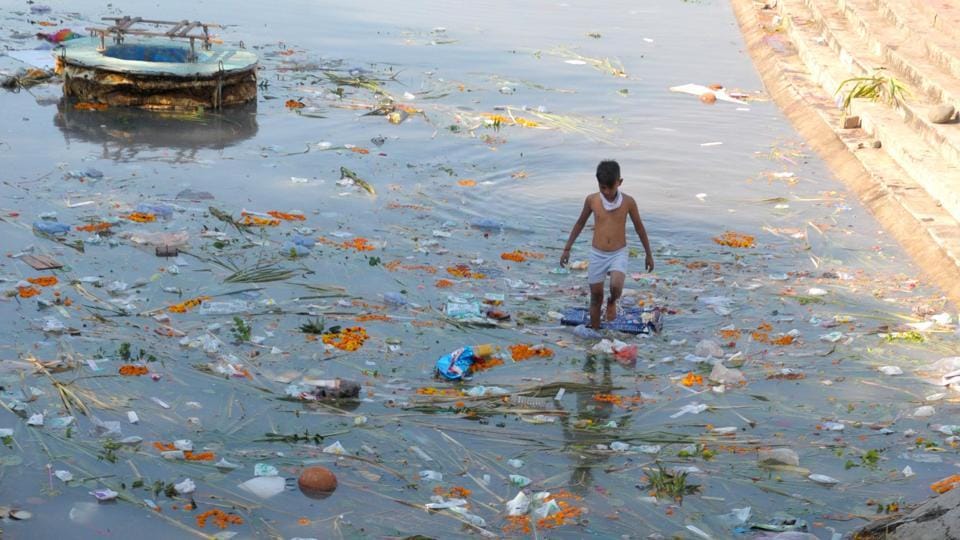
left=601, top=190, right=623, bottom=211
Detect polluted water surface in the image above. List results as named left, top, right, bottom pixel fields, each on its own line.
left=1, top=0, right=959, bottom=538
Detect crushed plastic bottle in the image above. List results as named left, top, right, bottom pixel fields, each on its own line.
left=573, top=324, right=602, bottom=339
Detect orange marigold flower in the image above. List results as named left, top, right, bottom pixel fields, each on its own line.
left=153, top=441, right=176, bottom=451
left=772, top=334, right=795, bottom=346
left=17, top=286, right=41, bottom=298
left=27, top=276, right=58, bottom=287
left=124, top=212, right=156, bottom=223
left=416, top=387, right=465, bottom=396
left=503, top=515, right=532, bottom=534
left=713, top=231, right=755, bottom=248
left=509, top=344, right=553, bottom=361
left=718, top=328, right=741, bottom=340
left=184, top=451, right=215, bottom=461
left=239, top=214, right=280, bottom=227
left=321, top=326, right=369, bottom=351
left=196, top=509, right=244, bottom=529
left=119, top=364, right=149, bottom=376
left=500, top=251, right=526, bottom=262
left=355, top=313, right=390, bottom=322
left=500, top=250, right=544, bottom=262
left=285, top=99, right=305, bottom=109
left=341, top=237, right=375, bottom=251
left=446, top=264, right=485, bottom=279
left=681, top=372, right=703, bottom=387
left=593, top=393, right=645, bottom=407
left=470, top=355, right=504, bottom=373
left=76, top=222, right=112, bottom=233
left=266, top=210, right=306, bottom=221
left=168, top=296, right=211, bottom=313
left=435, top=279, right=455, bottom=288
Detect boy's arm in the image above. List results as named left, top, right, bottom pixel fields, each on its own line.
left=628, top=200, right=654, bottom=272
left=560, top=197, right=593, bottom=267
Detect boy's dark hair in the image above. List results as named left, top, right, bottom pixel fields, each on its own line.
left=596, top=160, right=620, bottom=187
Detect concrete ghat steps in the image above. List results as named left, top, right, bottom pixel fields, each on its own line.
left=836, top=0, right=960, bottom=105
left=902, top=0, right=960, bottom=45
left=728, top=0, right=960, bottom=301
left=871, top=0, right=960, bottom=82
left=832, top=0, right=960, bottom=149
left=778, top=0, right=960, bottom=223
left=797, top=0, right=960, bottom=173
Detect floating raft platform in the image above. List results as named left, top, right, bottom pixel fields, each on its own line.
left=57, top=17, right=258, bottom=110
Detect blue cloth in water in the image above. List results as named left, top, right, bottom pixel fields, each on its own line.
left=560, top=306, right=663, bottom=334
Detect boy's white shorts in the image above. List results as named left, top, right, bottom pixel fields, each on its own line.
left=588, top=246, right=628, bottom=285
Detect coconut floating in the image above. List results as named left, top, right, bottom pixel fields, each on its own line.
left=298, top=466, right=338, bottom=498
left=699, top=92, right=717, bottom=104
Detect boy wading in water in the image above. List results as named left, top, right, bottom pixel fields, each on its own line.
left=560, top=160, right=654, bottom=330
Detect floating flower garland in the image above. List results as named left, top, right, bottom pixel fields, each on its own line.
left=321, top=326, right=369, bottom=351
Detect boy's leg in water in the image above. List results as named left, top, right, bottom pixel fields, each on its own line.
left=606, top=271, right=625, bottom=321
left=589, top=282, right=605, bottom=329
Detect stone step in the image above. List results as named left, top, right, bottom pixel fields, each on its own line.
left=730, top=0, right=960, bottom=301
left=789, top=0, right=960, bottom=177
left=819, top=0, right=960, bottom=169
left=778, top=0, right=960, bottom=223
left=902, top=0, right=960, bottom=45
left=870, top=0, right=960, bottom=82
left=834, top=0, right=960, bottom=108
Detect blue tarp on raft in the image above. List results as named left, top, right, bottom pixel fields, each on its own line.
left=560, top=306, right=663, bottom=334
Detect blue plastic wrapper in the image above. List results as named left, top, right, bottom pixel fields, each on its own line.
left=135, top=203, right=174, bottom=219
left=470, top=218, right=503, bottom=230
left=291, top=234, right=315, bottom=248
left=33, top=221, right=71, bottom=235
left=435, top=346, right=477, bottom=380
left=281, top=242, right=310, bottom=257
left=384, top=292, right=407, bottom=306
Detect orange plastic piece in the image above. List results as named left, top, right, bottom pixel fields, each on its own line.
left=931, top=474, right=960, bottom=494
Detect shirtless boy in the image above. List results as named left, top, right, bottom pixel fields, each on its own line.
left=560, top=160, right=654, bottom=330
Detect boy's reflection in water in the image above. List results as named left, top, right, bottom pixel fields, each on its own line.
left=558, top=353, right=631, bottom=497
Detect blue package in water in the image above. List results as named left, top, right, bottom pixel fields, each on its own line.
left=435, top=346, right=477, bottom=380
